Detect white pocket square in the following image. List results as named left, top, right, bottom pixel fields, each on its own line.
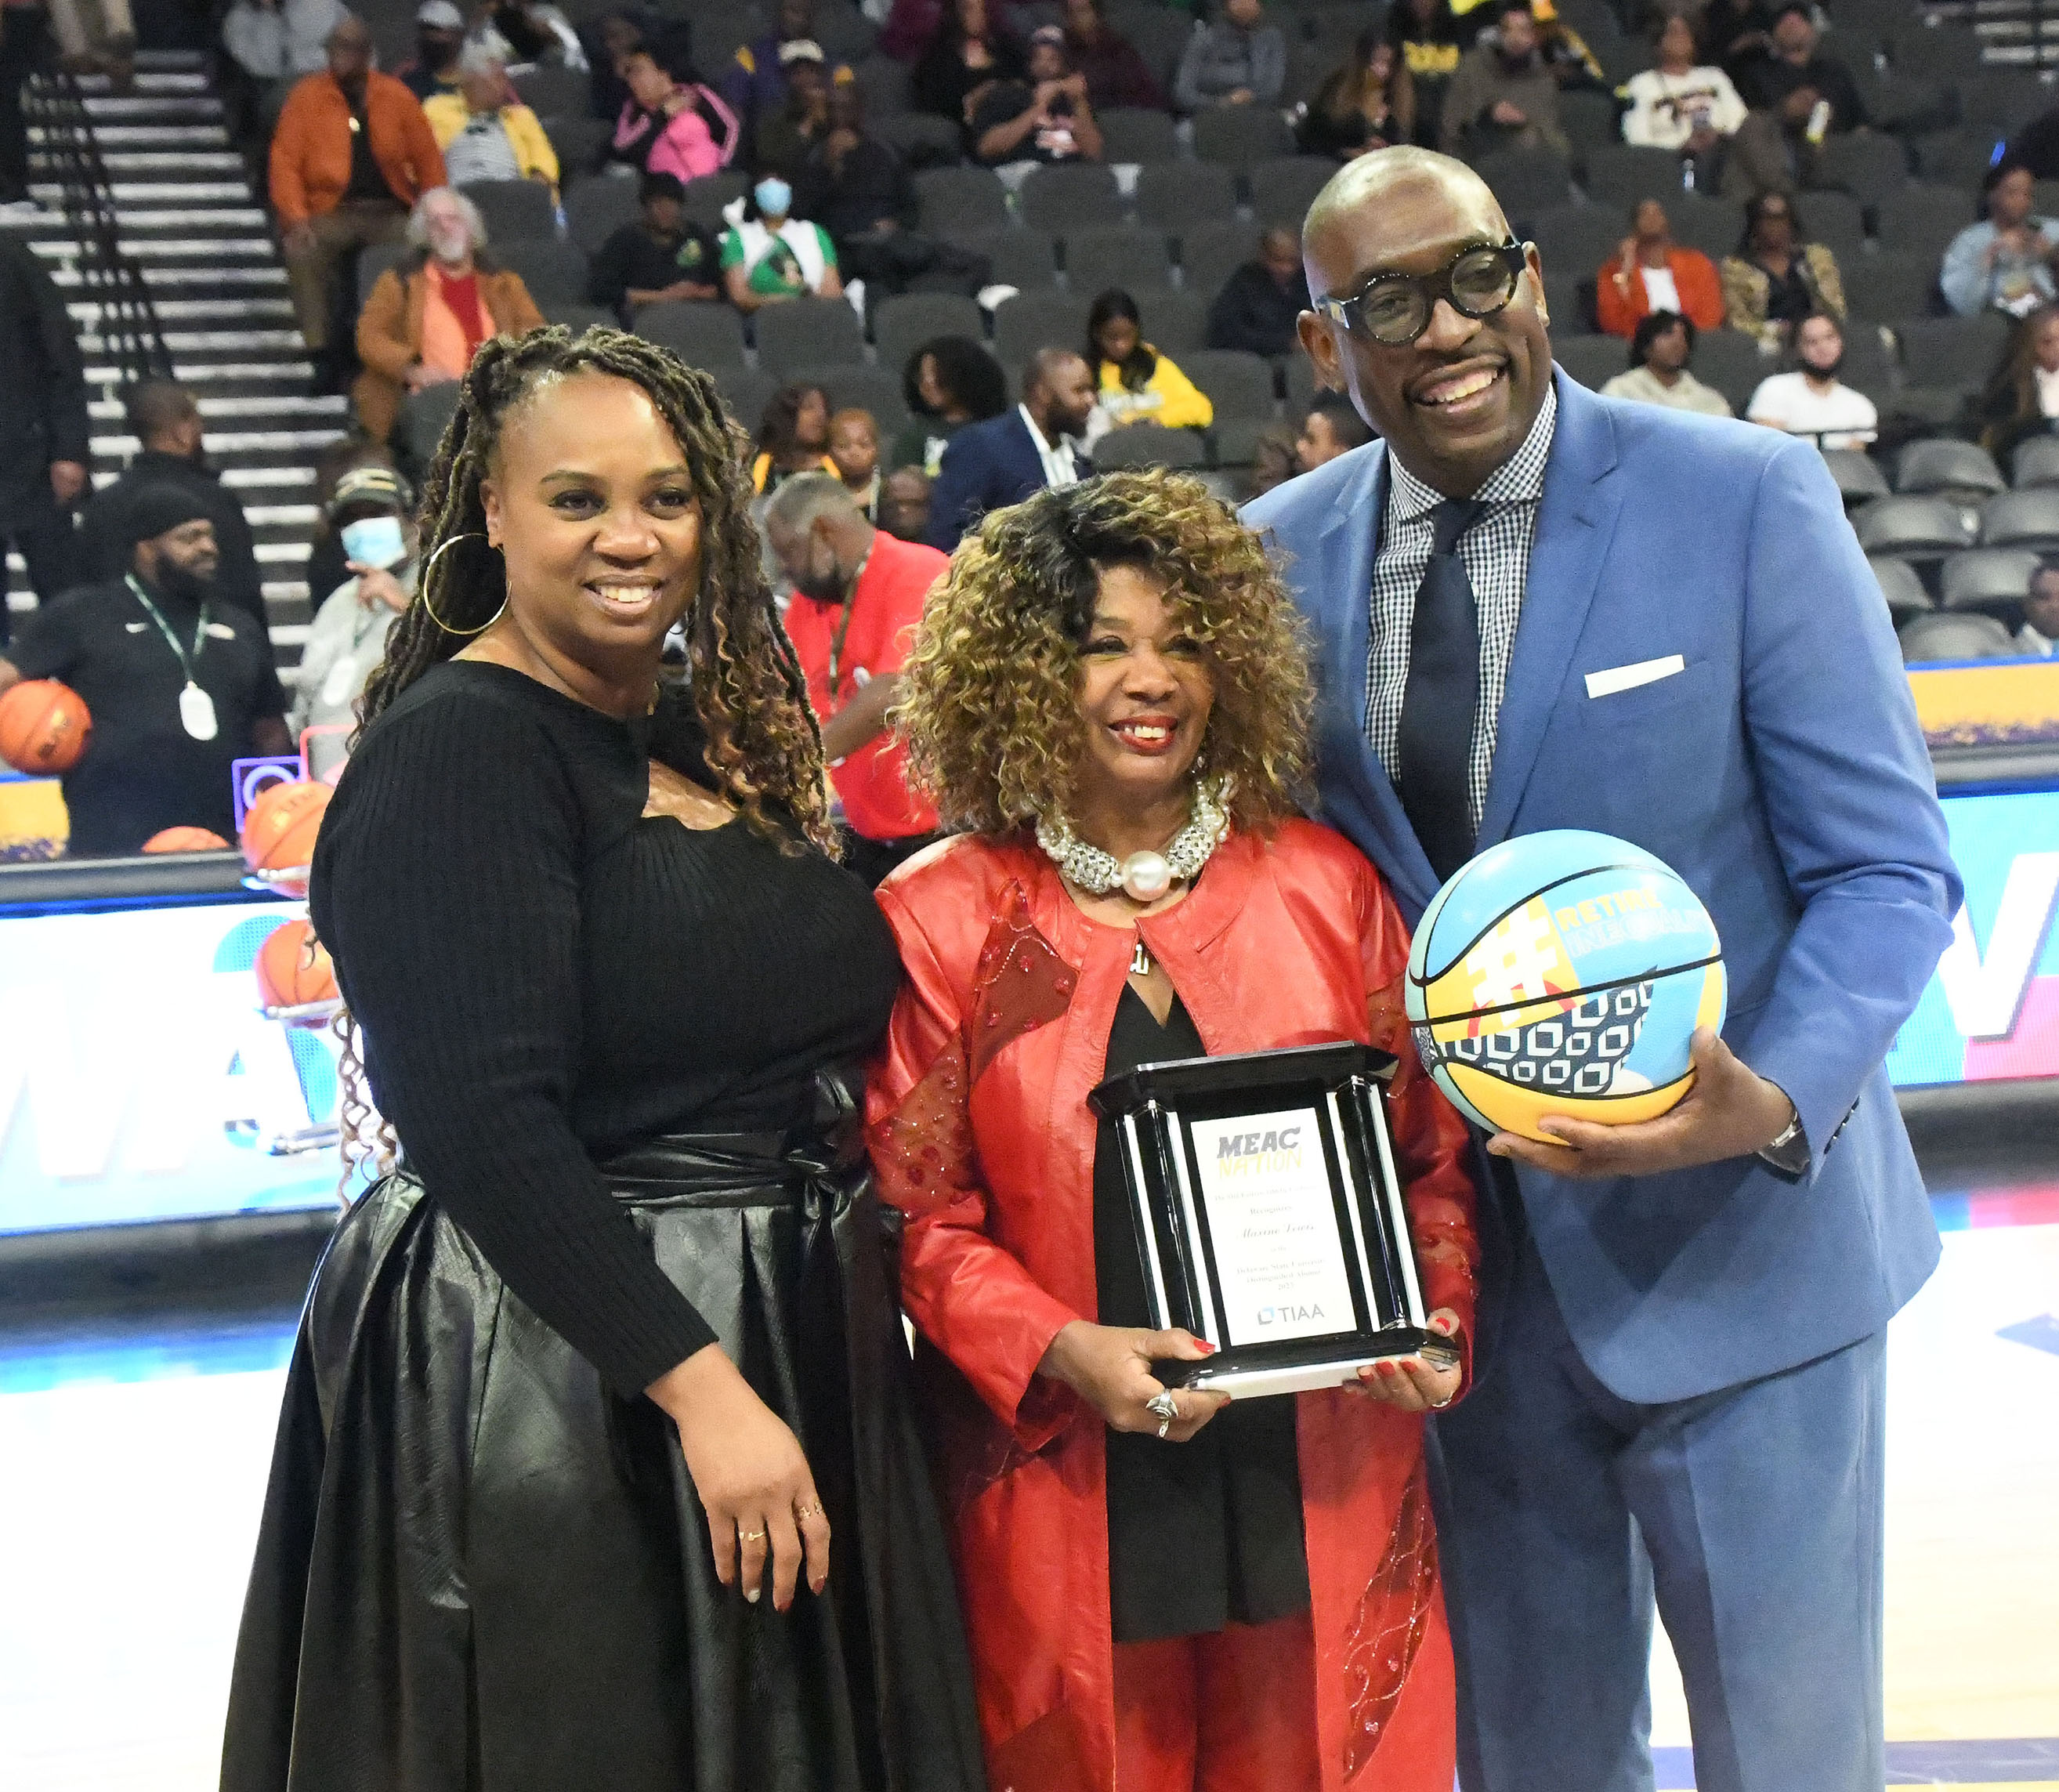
left=1584, top=654, right=1685, bottom=700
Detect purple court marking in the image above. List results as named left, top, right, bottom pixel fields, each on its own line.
left=1996, top=1312, right=2059, bottom=1358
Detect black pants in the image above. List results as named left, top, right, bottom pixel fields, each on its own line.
left=0, top=497, right=82, bottom=647
left=0, top=4, right=51, bottom=201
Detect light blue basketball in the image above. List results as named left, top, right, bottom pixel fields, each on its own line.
left=1403, top=831, right=1727, bottom=1139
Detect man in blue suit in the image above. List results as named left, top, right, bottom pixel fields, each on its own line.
left=1246, top=148, right=1959, bottom=1792
left=923, top=347, right=1097, bottom=550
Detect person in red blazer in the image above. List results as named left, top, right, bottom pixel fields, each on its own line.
left=1594, top=197, right=1725, bottom=337
left=865, top=470, right=1479, bottom=1792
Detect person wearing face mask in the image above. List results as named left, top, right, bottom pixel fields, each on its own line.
left=0, top=486, right=290, bottom=855
left=290, top=466, right=419, bottom=736
left=1744, top=308, right=1876, bottom=447
left=763, top=473, right=945, bottom=885
left=81, top=380, right=268, bottom=639
left=720, top=174, right=844, bottom=311
left=397, top=0, right=465, bottom=100
left=353, top=185, right=546, bottom=441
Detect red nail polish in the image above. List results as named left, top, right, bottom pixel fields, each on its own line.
left=1198, top=1340, right=1217, bottom=1354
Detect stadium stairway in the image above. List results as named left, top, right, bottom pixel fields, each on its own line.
left=2, top=49, right=339, bottom=674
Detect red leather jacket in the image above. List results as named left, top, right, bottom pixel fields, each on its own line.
left=866, top=823, right=1479, bottom=1792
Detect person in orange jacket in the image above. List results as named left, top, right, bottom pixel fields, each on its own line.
left=1594, top=197, right=1725, bottom=338
left=270, top=13, right=446, bottom=375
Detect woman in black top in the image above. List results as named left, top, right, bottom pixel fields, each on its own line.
left=913, top=0, right=1023, bottom=128
left=220, top=326, right=984, bottom=1792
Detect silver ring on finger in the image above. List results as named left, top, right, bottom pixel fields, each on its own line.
left=1156, top=1415, right=1172, bottom=1439
left=1145, top=1390, right=1179, bottom=1423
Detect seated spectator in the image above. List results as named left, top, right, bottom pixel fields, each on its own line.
left=1295, top=390, right=1373, bottom=471
left=721, top=173, right=844, bottom=310
left=1745, top=309, right=1876, bottom=447
left=914, top=0, right=1022, bottom=129
left=290, top=465, right=415, bottom=735
left=1975, top=301, right=2059, bottom=465
left=1302, top=31, right=1414, bottom=161
left=81, top=380, right=266, bottom=635
left=0, top=487, right=290, bottom=856
left=1721, top=1, right=1865, bottom=200
left=1597, top=198, right=1724, bottom=338
left=271, top=16, right=446, bottom=381
left=610, top=41, right=741, bottom=180
left=798, top=85, right=975, bottom=299
left=465, top=0, right=586, bottom=68
left=587, top=169, right=720, bottom=321
left=1529, top=0, right=1606, bottom=93
left=892, top=333, right=1009, bottom=475
left=881, top=0, right=946, bottom=64
left=1702, top=0, right=1775, bottom=85
left=880, top=465, right=933, bottom=540
left=303, top=436, right=400, bottom=621
left=423, top=45, right=559, bottom=194
left=1721, top=190, right=1844, bottom=349
left=1205, top=225, right=1310, bottom=357
left=1942, top=161, right=2058, bottom=321
left=726, top=0, right=824, bottom=140
left=1601, top=310, right=1734, bottom=415
left=923, top=346, right=1095, bottom=548
left=1060, top=0, right=1163, bottom=113
left=752, top=38, right=834, bottom=184
left=1389, top=0, right=1464, bottom=147
left=395, top=0, right=464, bottom=101
left=1621, top=13, right=1746, bottom=190
left=751, top=383, right=837, bottom=494
left=2017, top=560, right=2059, bottom=656
left=830, top=406, right=882, bottom=518
left=1246, top=423, right=1300, bottom=496
left=584, top=8, right=647, bottom=121
left=1440, top=1, right=1566, bottom=160
left=1086, top=288, right=1213, bottom=431
left=353, top=186, right=545, bottom=440
left=971, top=24, right=1102, bottom=166
left=1174, top=0, right=1284, bottom=112
left=222, top=0, right=349, bottom=89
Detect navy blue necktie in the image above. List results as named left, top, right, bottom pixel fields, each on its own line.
left=1397, top=498, right=1485, bottom=885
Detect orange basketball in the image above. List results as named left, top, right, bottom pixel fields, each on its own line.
left=0, top=679, right=92, bottom=774
left=240, top=778, right=332, bottom=896
left=143, top=826, right=230, bottom=853
left=255, top=918, right=338, bottom=1009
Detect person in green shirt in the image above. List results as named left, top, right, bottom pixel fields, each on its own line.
left=720, top=175, right=843, bottom=312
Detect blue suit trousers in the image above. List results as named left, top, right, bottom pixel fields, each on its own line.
left=1430, top=1219, right=1887, bottom=1792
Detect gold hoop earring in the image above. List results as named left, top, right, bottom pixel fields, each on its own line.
left=418, top=532, right=507, bottom=638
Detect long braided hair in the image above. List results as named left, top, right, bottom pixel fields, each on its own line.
left=333, top=324, right=834, bottom=1197
left=358, top=324, right=835, bottom=853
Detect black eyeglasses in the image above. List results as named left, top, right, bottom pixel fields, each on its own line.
left=1312, top=239, right=1531, bottom=347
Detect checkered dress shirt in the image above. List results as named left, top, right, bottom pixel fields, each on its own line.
left=1366, top=382, right=1559, bottom=830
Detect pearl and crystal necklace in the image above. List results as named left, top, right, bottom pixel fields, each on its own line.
left=1035, top=777, right=1232, bottom=968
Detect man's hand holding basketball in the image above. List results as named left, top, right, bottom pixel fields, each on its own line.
left=1485, top=1027, right=1797, bottom=1178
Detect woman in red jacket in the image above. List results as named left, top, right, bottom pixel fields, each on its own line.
left=865, top=471, right=1478, bottom=1792
left=1595, top=197, right=1725, bottom=338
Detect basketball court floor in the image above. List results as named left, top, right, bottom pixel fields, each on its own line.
left=2, top=1181, right=2054, bottom=1790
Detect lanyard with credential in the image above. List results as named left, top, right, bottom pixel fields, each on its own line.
left=126, top=574, right=219, bottom=741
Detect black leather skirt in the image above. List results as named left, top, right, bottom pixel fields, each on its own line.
left=219, top=1104, right=987, bottom=1792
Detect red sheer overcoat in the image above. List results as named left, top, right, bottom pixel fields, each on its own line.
left=864, top=824, right=1478, bottom=1792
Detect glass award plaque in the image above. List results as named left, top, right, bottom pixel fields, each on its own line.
left=1088, top=1040, right=1440, bottom=1399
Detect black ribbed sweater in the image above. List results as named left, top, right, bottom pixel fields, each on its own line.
left=309, top=660, right=903, bottom=1395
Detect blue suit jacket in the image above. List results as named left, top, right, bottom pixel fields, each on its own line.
left=923, top=409, right=1081, bottom=551
left=1245, top=373, right=1960, bottom=1403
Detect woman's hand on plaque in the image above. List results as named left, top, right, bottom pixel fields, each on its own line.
left=649, top=1343, right=830, bottom=1612
left=1038, top=1320, right=1230, bottom=1442
left=1349, top=1309, right=1464, bottom=1413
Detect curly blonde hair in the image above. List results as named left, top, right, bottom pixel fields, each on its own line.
left=898, top=469, right=1314, bottom=835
